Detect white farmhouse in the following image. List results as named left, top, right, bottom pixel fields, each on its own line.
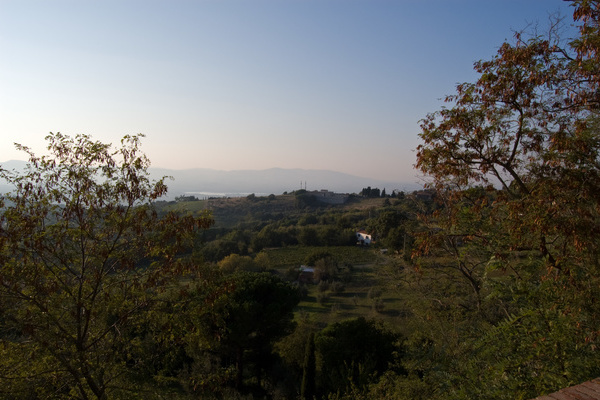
left=356, top=230, right=372, bottom=246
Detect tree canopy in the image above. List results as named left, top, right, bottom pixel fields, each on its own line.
left=0, top=133, right=213, bottom=399
left=416, top=1, right=600, bottom=272
left=411, top=1, right=600, bottom=397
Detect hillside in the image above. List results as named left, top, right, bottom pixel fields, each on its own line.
left=156, top=191, right=395, bottom=229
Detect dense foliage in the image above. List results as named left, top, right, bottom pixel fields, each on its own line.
left=3, top=2, right=600, bottom=399
left=410, top=1, right=600, bottom=398
left=0, top=133, right=213, bottom=399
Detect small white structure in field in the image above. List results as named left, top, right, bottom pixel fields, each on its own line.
left=356, top=230, right=372, bottom=246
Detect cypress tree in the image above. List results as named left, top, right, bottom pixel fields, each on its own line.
left=301, top=332, right=316, bottom=400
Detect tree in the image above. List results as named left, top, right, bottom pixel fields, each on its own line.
left=298, top=226, right=319, bottom=246
left=252, top=224, right=282, bottom=251
left=0, top=133, right=213, bottom=399
left=253, top=251, right=272, bottom=270
left=360, top=187, right=381, bottom=198
left=315, top=318, right=403, bottom=396
left=416, top=10, right=600, bottom=272
left=374, top=210, right=407, bottom=240
left=300, top=333, right=316, bottom=400
left=412, top=2, right=600, bottom=396
left=191, top=272, right=300, bottom=394
left=217, top=253, right=257, bottom=273
left=415, top=1, right=600, bottom=282
left=453, top=272, right=600, bottom=399
left=175, top=194, right=199, bottom=202
left=274, top=312, right=320, bottom=394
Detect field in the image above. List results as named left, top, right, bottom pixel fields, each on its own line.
left=296, top=265, right=408, bottom=328
left=265, top=245, right=410, bottom=330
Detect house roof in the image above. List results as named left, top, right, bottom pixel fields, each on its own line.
left=533, top=378, right=600, bottom=400
left=299, top=265, right=314, bottom=273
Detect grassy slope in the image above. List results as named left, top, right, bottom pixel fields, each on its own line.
left=295, top=263, right=408, bottom=328
left=266, top=245, right=408, bottom=329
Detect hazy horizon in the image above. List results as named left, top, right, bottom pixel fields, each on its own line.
left=0, top=159, right=423, bottom=198
left=0, top=0, right=575, bottom=183
left=0, top=158, right=419, bottom=182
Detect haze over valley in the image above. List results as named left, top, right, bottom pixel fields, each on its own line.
left=0, top=159, right=419, bottom=199
left=150, top=166, right=421, bottom=198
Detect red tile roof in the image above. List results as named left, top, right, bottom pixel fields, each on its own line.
left=534, top=378, right=600, bottom=400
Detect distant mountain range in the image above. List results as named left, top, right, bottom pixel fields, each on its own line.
left=149, top=167, right=421, bottom=198
left=0, top=160, right=421, bottom=199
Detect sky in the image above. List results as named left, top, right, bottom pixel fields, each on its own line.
left=0, top=0, right=576, bottom=184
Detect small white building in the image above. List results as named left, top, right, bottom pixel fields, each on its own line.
left=356, top=230, right=372, bottom=246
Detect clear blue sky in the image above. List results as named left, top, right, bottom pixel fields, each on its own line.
left=0, top=0, right=575, bottom=183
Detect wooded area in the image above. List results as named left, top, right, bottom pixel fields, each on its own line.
left=2, top=1, right=600, bottom=399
